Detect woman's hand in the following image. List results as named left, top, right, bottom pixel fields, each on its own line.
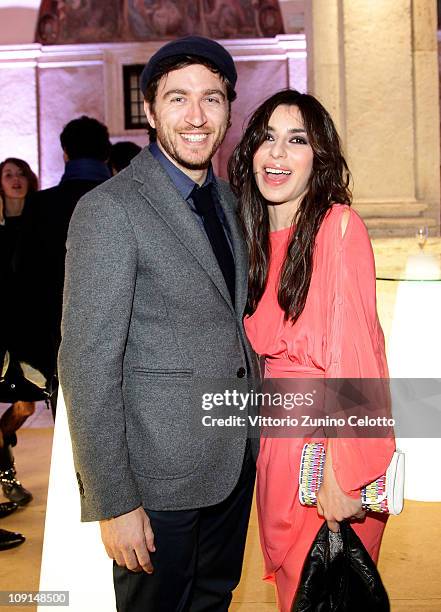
left=316, top=443, right=365, bottom=532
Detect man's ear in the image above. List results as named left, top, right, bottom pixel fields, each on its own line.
left=63, top=150, right=69, bottom=163
left=144, top=101, right=156, bottom=129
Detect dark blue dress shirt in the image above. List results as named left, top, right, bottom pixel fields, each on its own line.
left=149, top=142, right=233, bottom=252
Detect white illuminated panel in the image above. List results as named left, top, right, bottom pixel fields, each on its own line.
left=388, top=278, right=441, bottom=501
left=38, top=393, right=116, bottom=612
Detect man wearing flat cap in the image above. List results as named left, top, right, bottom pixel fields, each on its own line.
left=59, top=36, right=259, bottom=611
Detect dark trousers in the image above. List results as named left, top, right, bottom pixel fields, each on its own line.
left=113, top=442, right=255, bottom=612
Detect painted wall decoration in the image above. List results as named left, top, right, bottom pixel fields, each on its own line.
left=35, top=0, right=284, bottom=44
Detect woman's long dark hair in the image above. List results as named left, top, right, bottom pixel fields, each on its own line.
left=228, top=89, right=352, bottom=323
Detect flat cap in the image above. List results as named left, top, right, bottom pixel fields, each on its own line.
left=140, top=36, right=237, bottom=95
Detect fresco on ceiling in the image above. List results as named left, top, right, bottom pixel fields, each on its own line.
left=36, top=0, right=284, bottom=44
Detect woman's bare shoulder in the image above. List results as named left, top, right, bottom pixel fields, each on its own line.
left=323, top=204, right=368, bottom=241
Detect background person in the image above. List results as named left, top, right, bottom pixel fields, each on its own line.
left=14, top=116, right=112, bottom=418
left=229, top=89, right=395, bottom=611
left=0, top=157, right=41, bottom=507
left=109, top=141, right=142, bottom=175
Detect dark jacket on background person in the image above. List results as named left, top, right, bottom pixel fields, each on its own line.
left=0, top=204, right=46, bottom=403
left=12, top=159, right=111, bottom=390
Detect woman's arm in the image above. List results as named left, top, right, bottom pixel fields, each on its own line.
left=318, top=207, right=394, bottom=529
left=317, top=442, right=365, bottom=532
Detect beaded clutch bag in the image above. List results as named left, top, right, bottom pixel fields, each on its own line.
left=299, top=442, right=404, bottom=515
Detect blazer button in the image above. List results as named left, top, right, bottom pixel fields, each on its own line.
left=236, top=367, right=246, bottom=378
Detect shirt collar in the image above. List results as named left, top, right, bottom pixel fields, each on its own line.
left=60, top=158, right=111, bottom=183
left=149, top=142, right=215, bottom=201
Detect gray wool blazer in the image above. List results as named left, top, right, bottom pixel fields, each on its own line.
left=58, top=147, right=260, bottom=522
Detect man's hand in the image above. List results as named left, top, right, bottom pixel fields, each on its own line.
left=99, top=506, right=156, bottom=573
left=316, top=444, right=365, bottom=533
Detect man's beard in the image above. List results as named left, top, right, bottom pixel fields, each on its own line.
left=154, top=121, right=229, bottom=171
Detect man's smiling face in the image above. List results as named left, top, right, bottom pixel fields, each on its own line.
left=144, top=63, right=230, bottom=177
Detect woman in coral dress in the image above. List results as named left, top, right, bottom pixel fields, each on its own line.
left=228, top=90, right=395, bottom=611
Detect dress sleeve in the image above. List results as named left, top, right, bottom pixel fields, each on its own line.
left=323, top=206, right=395, bottom=495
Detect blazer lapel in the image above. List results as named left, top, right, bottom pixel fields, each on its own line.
left=131, top=149, right=234, bottom=311
left=216, top=181, right=248, bottom=318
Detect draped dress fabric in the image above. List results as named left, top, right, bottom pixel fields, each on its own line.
left=244, top=204, right=395, bottom=612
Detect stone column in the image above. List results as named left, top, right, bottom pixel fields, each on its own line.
left=305, top=0, right=440, bottom=236
left=412, top=0, right=440, bottom=222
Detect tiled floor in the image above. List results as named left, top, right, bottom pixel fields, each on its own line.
left=0, top=427, right=53, bottom=612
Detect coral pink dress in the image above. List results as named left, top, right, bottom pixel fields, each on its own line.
left=244, top=205, right=395, bottom=612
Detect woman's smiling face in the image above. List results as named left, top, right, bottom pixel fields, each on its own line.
left=252, top=104, right=313, bottom=209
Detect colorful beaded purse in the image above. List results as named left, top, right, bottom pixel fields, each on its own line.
left=299, top=442, right=404, bottom=515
